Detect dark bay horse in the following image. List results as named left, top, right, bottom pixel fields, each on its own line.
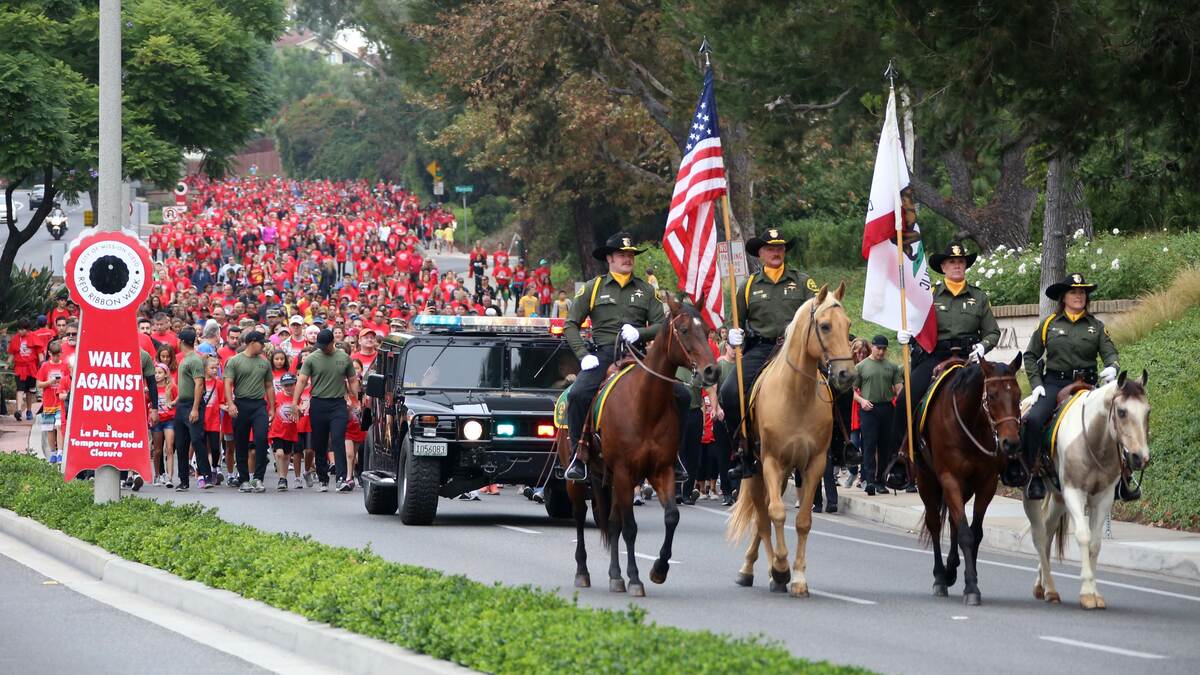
left=558, top=295, right=719, bottom=596
left=914, top=354, right=1023, bottom=605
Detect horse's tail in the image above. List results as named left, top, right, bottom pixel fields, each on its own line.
left=726, top=476, right=760, bottom=543
left=919, top=500, right=948, bottom=548
left=593, top=480, right=613, bottom=551
left=1052, top=509, right=1069, bottom=561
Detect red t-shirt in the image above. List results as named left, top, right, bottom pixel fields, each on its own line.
left=203, top=378, right=223, bottom=432
left=7, top=334, right=42, bottom=378
left=268, top=397, right=299, bottom=442
left=36, top=361, right=70, bottom=411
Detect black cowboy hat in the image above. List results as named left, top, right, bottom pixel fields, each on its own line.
left=592, top=231, right=646, bottom=261
left=929, top=241, right=978, bottom=274
left=1044, top=272, right=1098, bottom=301
left=745, top=227, right=795, bottom=257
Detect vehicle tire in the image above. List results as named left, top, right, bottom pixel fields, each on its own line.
left=398, top=438, right=439, bottom=526
left=544, top=479, right=573, bottom=519
left=362, top=428, right=398, bottom=515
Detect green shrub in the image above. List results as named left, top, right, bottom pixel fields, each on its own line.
left=1, top=267, right=57, bottom=328
left=0, top=455, right=868, bottom=674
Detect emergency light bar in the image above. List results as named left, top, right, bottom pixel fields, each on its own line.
left=411, top=315, right=566, bottom=334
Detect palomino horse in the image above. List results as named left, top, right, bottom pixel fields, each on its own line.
left=727, top=284, right=854, bottom=597
left=1023, top=371, right=1150, bottom=609
left=914, top=355, right=1024, bottom=605
left=562, top=295, right=719, bottom=596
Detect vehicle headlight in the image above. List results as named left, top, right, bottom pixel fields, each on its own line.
left=462, top=420, right=484, bottom=441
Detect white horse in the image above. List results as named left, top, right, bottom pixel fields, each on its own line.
left=1022, top=370, right=1150, bottom=609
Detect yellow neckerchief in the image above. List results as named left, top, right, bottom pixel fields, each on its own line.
left=763, top=264, right=785, bottom=283
left=943, top=278, right=967, bottom=297
left=610, top=271, right=631, bottom=288
left=1065, top=310, right=1085, bottom=323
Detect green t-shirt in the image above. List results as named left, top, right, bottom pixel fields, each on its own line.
left=140, top=350, right=154, bottom=379
left=176, top=351, right=206, bottom=401
left=224, top=352, right=272, bottom=399
left=300, top=348, right=355, bottom=399
left=855, top=357, right=902, bottom=404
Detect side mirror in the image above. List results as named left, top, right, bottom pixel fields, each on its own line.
left=365, top=372, right=386, bottom=398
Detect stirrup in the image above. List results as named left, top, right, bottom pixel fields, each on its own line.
left=564, top=453, right=588, bottom=482
left=1025, top=475, right=1046, bottom=500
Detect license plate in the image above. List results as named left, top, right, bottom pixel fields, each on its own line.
left=412, top=441, right=448, bottom=457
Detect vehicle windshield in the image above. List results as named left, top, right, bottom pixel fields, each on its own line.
left=510, top=344, right=579, bottom=390
left=402, top=344, right=503, bottom=389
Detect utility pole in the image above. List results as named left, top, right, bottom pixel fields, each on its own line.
left=95, top=0, right=122, bottom=503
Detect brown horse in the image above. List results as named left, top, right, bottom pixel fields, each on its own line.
left=559, top=295, right=719, bottom=595
left=914, top=355, right=1023, bottom=605
left=727, top=284, right=854, bottom=597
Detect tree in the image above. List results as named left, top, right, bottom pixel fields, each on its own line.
left=0, top=0, right=284, bottom=287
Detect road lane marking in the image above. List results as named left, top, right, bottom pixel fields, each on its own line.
left=496, top=525, right=541, bottom=535
left=1039, top=636, right=1167, bottom=660
left=687, top=503, right=1200, bottom=603
left=808, top=589, right=877, bottom=605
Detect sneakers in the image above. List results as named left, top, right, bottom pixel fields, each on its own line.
left=25, top=411, right=32, bottom=421
left=239, top=480, right=253, bottom=493
left=277, top=477, right=288, bottom=491
left=198, top=477, right=211, bottom=490
left=317, top=481, right=329, bottom=493
left=564, top=453, right=587, bottom=482
left=633, top=494, right=644, bottom=506
left=131, top=474, right=144, bottom=492
left=250, top=478, right=265, bottom=493
left=175, top=484, right=189, bottom=492
left=227, top=476, right=241, bottom=488
left=456, top=491, right=481, bottom=501
left=164, top=477, right=174, bottom=489
left=337, top=479, right=353, bottom=493
left=722, top=494, right=734, bottom=507
left=304, top=471, right=315, bottom=488
left=294, top=477, right=304, bottom=490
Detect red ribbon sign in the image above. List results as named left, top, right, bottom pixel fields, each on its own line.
left=62, top=230, right=154, bottom=481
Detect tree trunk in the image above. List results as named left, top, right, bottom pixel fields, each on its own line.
left=723, top=121, right=754, bottom=240
left=1039, top=152, right=1090, bottom=315
left=0, top=170, right=56, bottom=291
left=571, top=198, right=600, bottom=279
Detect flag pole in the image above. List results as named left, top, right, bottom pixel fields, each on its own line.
left=885, top=60, right=916, bottom=463
left=700, top=38, right=748, bottom=442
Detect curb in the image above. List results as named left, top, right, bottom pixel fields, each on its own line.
left=0, top=509, right=473, bottom=675
left=836, top=492, right=1200, bottom=582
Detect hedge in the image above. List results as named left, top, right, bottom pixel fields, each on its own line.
left=0, top=455, right=868, bottom=675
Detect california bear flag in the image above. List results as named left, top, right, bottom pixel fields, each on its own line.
left=861, top=89, right=936, bottom=352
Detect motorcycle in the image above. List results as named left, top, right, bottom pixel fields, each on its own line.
left=46, top=205, right=68, bottom=240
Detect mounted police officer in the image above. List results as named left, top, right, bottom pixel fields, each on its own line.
left=724, top=227, right=817, bottom=479
left=562, top=232, right=690, bottom=482
left=1021, top=273, right=1122, bottom=500
left=896, top=242, right=1000, bottom=447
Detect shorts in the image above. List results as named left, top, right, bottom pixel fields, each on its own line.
left=16, top=376, right=36, bottom=393
left=296, top=431, right=310, bottom=449
left=39, top=409, right=62, bottom=428
left=150, top=420, right=174, bottom=434
left=497, top=285, right=511, bottom=299
left=223, top=433, right=235, bottom=442
left=271, top=438, right=297, bottom=454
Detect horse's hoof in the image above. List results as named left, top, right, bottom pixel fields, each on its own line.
left=933, top=583, right=948, bottom=597
left=629, top=582, right=646, bottom=598
left=574, top=574, right=591, bottom=589
left=1094, top=594, right=1107, bottom=610
left=649, top=559, right=669, bottom=585
left=964, top=591, right=982, bottom=606
left=1080, top=593, right=1100, bottom=610
left=789, top=582, right=810, bottom=598
left=734, top=573, right=754, bottom=587
left=1045, top=591, right=1061, bottom=604
left=944, top=570, right=958, bottom=588
left=768, top=580, right=788, bottom=594
left=1034, top=584, right=1044, bottom=600
left=609, top=578, right=626, bottom=593
left=769, top=567, right=792, bottom=585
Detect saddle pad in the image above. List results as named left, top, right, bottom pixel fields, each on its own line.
left=553, top=386, right=571, bottom=430
left=591, top=364, right=636, bottom=430
left=1046, top=389, right=1089, bottom=458
left=743, top=366, right=833, bottom=429
left=917, top=363, right=963, bottom=434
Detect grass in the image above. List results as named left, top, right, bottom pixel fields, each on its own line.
left=0, top=454, right=870, bottom=674
left=1107, top=266, right=1200, bottom=346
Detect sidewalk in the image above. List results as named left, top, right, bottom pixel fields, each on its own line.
left=0, top=416, right=39, bottom=457
left=834, top=484, right=1200, bottom=582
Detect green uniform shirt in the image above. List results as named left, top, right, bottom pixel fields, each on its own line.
left=931, top=282, right=1001, bottom=349
left=176, top=351, right=206, bottom=401
left=717, top=359, right=736, bottom=389
left=300, top=348, right=355, bottom=398
left=735, top=268, right=816, bottom=341
left=1023, top=312, right=1119, bottom=388
left=564, top=273, right=664, bottom=359
left=675, top=366, right=704, bottom=409
left=855, top=357, right=902, bottom=404
left=224, top=352, right=272, bottom=399
left=140, top=350, right=154, bottom=379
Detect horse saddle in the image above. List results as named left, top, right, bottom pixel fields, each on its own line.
left=1044, top=387, right=1093, bottom=457
left=915, top=361, right=965, bottom=434
left=1056, top=378, right=1094, bottom=406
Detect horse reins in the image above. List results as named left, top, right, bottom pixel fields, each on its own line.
left=951, top=372, right=1020, bottom=458
left=783, top=302, right=854, bottom=395
left=1078, top=387, right=1144, bottom=489
left=615, top=314, right=702, bottom=387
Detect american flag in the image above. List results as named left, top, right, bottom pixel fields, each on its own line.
left=663, top=66, right=726, bottom=330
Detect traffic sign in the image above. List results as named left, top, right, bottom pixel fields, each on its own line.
left=161, top=206, right=184, bottom=223
left=433, top=181, right=444, bottom=196
left=716, top=240, right=749, bottom=282
left=455, top=185, right=474, bottom=193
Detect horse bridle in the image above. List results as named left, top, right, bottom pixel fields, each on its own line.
left=952, top=371, right=1021, bottom=458
left=785, top=302, right=854, bottom=385
left=1079, top=388, right=1146, bottom=490
left=617, top=313, right=704, bottom=386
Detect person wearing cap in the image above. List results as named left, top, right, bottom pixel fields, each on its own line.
left=895, top=241, right=1000, bottom=443
left=853, top=335, right=903, bottom=495
left=1021, top=273, right=1121, bottom=500
left=353, top=328, right=379, bottom=371
left=283, top=314, right=308, bottom=359
left=174, top=327, right=213, bottom=490
left=294, top=328, right=359, bottom=492
left=269, top=373, right=301, bottom=491
left=224, top=331, right=275, bottom=492
left=722, top=227, right=818, bottom=479
left=562, top=232, right=690, bottom=482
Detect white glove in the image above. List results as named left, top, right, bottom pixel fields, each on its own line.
left=1100, top=366, right=1118, bottom=383
left=971, top=343, right=987, bottom=360
left=620, top=323, right=640, bottom=344
left=728, top=328, right=745, bottom=347
left=580, top=355, right=600, bottom=371
left=1031, top=385, right=1046, bottom=402
left=896, top=329, right=912, bottom=345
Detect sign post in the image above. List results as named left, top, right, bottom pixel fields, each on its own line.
left=456, top=185, right=473, bottom=240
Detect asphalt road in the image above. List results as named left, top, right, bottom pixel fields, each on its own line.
left=0, top=554, right=263, bottom=674
left=1, top=189, right=91, bottom=272
left=142, top=476, right=1200, bottom=675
